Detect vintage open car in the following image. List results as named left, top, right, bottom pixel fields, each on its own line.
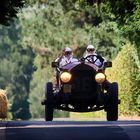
left=41, top=55, right=119, bottom=121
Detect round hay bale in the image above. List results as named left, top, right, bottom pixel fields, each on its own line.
left=0, top=89, right=8, bottom=119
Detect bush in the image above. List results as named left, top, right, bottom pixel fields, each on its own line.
left=106, top=43, right=140, bottom=116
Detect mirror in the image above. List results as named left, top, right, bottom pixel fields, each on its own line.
left=104, top=61, right=112, bottom=67
left=51, top=62, right=59, bottom=68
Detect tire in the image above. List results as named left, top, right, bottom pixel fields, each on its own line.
left=45, top=82, right=54, bottom=121
left=106, top=82, right=118, bottom=121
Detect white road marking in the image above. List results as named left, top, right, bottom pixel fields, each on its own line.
left=117, top=122, right=140, bottom=140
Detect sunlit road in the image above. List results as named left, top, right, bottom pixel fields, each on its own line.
left=0, top=120, right=140, bottom=140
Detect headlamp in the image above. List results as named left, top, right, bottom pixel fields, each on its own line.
left=95, top=73, right=105, bottom=84
left=60, top=72, right=72, bottom=83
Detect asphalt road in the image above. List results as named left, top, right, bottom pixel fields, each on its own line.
left=0, top=120, right=140, bottom=140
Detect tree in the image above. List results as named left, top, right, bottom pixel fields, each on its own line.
left=0, top=0, right=25, bottom=25
left=18, top=0, right=123, bottom=118
left=105, top=0, right=140, bottom=58
left=0, top=22, right=35, bottom=119
left=9, top=44, right=35, bottom=119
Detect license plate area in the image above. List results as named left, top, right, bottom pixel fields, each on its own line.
left=63, top=84, right=71, bottom=93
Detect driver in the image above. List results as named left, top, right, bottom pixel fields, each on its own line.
left=84, top=44, right=106, bottom=68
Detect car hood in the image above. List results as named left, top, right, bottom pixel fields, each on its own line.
left=61, top=61, right=99, bottom=71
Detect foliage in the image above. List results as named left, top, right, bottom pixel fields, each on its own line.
left=70, top=111, right=106, bottom=119
left=18, top=0, right=126, bottom=118
left=9, top=44, right=35, bottom=120
left=19, top=1, right=123, bottom=59
left=106, top=43, right=140, bottom=115
left=16, top=0, right=121, bottom=117
left=105, top=0, right=140, bottom=58
left=29, top=55, right=53, bottom=118
left=29, top=54, right=70, bottom=118
left=0, top=0, right=25, bottom=25
left=0, top=23, right=35, bottom=119
left=105, top=0, right=136, bottom=24
left=26, top=0, right=48, bottom=6
left=0, top=0, right=140, bottom=119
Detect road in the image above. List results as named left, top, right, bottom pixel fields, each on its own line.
left=0, top=120, right=140, bottom=140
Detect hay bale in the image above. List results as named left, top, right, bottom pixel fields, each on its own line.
left=0, top=89, right=8, bottom=119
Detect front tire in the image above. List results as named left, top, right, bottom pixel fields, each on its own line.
left=106, top=82, right=118, bottom=121
left=45, top=82, right=54, bottom=121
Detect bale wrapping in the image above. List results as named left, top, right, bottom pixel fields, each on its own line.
left=0, top=89, right=8, bottom=119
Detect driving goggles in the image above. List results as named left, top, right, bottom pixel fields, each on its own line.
left=87, top=49, right=95, bottom=52
left=65, top=51, right=72, bottom=55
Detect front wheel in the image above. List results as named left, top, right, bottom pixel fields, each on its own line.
left=45, top=82, right=54, bottom=121
left=106, top=82, right=118, bottom=121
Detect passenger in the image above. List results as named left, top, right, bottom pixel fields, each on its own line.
left=54, top=47, right=78, bottom=87
left=83, top=44, right=106, bottom=68
left=59, top=47, right=78, bottom=67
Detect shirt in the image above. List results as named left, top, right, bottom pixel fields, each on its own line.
left=84, top=53, right=106, bottom=68
left=59, top=56, right=78, bottom=67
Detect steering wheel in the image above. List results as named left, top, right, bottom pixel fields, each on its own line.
left=83, top=55, right=104, bottom=68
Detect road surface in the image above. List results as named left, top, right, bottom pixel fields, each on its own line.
left=0, top=120, right=140, bottom=140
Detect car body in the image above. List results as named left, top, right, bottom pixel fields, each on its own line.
left=42, top=55, right=119, bottom=121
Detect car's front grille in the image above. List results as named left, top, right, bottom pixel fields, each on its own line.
left=70, top=64, right=98, bottom=99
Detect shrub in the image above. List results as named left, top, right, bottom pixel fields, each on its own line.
left=106, top=43, right=140, bottom=115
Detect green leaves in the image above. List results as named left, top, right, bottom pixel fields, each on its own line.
left=0, top=0, right=25, bottom=25
left=0, top=0, right=139, bottom=119
left=106, top=43, right=140, bottom=115
left=0, top=22, right=35, bottom=119
left=106, top=0, right=140, bottom=49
